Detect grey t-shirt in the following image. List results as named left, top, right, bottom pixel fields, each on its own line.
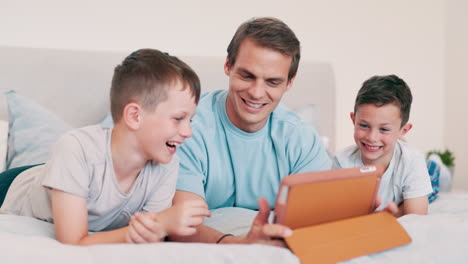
left=1, top=125, right=178, bottom=232
left=332, top=140, right=432, bottom=210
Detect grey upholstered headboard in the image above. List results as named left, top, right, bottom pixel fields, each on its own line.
left=0, top=45, right=335, bottom=151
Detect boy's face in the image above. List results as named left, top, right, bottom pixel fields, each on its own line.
left=351, top=103, right=412, bottom=167
left=224, top=38, right=294, bottom=133
left=137, top=83, right=196, bottom=164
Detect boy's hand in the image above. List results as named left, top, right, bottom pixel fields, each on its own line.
left=154, top=200, right=211, bottom=237
left=126, top=211, right=166, bottom=243
left=374, top=196, right=401, bottom=217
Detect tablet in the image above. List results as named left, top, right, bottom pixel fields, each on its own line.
left=273, top=165, right=384, bottom=229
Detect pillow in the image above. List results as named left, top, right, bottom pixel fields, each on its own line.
left=426, top=159, right=440, bottom=203
left=5, top=90, right=73, bottom=170
left=0, top=120, right=8, bottom=172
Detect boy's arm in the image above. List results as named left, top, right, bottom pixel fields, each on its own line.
left=167, top=191, right=290, bottom=247
left=51, top=189, right=129, bottom=245
left=401, top=196, right=429, bottom=215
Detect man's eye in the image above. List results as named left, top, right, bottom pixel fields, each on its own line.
left=240, top=73, right=252, bottom=80
left=268, top=81, right=280, bottom=87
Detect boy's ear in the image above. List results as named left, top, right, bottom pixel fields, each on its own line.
left=350, top=112, right=355, bottom=124
left=122, top=103, right=142, bottom=130
left=399, top=123, right=413, bottom=138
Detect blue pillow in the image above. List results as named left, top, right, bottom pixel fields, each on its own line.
left=5, top=91, right=73, bottom=170
left=426, top=159, right=440, bottom=203
left=99, top=113, right=114, bottom=128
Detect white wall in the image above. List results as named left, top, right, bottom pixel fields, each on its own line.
left=2, top=0, right=457, bottom=185
left=445, top=0, right=468, bottom=191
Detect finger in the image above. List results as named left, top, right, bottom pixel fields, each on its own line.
left=373, top=196, right=382, bottom=211
left=384, top=201, right=399, bottom=216
left=135, top=214, right=167, bottom=241
left=253, top=198, right=271, bottom=227
left=184, top=199, right=209, bottom=209
left=184, top=215, right=205, bottom=227
left=187, top=207, right=211, bottom=217
left=128, top=218, right=146, bottom=243
left=262, top=223, right=292, bottom=238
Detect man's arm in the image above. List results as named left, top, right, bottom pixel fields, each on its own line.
left=170, top=190, right=291, bottom=247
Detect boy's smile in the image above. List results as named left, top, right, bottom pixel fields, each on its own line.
left=351, top=103, right=411, bottom=168
left=137, top=83, right=197, bottom=164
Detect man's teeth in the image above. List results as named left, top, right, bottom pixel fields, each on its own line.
left=245, top=101, right=264, bottom=109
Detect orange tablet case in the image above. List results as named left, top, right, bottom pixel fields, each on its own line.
left=274, top=166, right=412, bottom=264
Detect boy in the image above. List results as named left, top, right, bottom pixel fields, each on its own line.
left=0, top=49, right=210, bottom=245
left=333, top=74, right=432, bottom=217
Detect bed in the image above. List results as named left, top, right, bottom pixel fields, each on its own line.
left=0, top=46, right=467, bottom=263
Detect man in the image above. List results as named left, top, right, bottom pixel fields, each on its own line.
left=176, top=17, right=330, bottom=245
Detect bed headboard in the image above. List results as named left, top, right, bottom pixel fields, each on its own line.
left=0, top=46, right=336, bottom=152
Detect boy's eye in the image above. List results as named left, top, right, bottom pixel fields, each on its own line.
left=359, top=124, right=369, bottom=129
left=380, top=128, right=390, bottom=132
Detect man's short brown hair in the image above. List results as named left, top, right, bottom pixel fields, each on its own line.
left=226, top=17, right=301, bottom=81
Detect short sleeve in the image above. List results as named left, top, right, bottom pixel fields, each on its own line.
left=402, top=153, right=433, bottom=199
left=175, top=131, right=206, bottom=199
left=331, top=156, right=342, bottom=169
left=143, top=158, right=179, bottom=213
left=42, top=132, right=90, bottom=198
left=288, top=123, right=330, bottom=173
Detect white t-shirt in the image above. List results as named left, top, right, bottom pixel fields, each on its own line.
left=1, top=125, right=178, bottom=231
left=332, top=140, right=432, bottom=210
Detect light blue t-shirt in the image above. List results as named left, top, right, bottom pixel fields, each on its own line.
left=176, top=90, right=330, bottom=210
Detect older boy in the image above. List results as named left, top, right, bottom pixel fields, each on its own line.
left=333, top=75, right=432, bottom=216
left=0, top=49, right=210, bottom=245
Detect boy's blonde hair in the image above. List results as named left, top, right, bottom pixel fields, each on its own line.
left=110, top=49, right=200, bottom=123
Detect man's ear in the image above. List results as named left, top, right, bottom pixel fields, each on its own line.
left=224, top=56, right=231, bottom=76
left=285, top=75, right=296, bottom=92
left=399, top=123, right=412, bottom=138
left=350, top=112, right=355, bottom=124
left=122, top=103, right=141, bottom=130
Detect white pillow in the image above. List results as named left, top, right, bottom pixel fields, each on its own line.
left=0, top=120, right=8, bottom=172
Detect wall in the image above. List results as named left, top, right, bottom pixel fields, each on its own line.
left=445, top=0, right=468, bottom=190
left=1, top=0, right=456, bottom=185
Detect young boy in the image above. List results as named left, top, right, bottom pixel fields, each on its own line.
left=0, top=49, right=211, bottom=245
left=333, top=74, right=432, bottom=217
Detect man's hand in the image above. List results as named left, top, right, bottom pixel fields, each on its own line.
left=225, top=198, right=292, bottom=247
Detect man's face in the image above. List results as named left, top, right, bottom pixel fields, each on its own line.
left=224, top=38, right=294, bottom=133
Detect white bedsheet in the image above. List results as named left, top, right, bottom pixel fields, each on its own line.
left=1, top=192, right=467, bottom=264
